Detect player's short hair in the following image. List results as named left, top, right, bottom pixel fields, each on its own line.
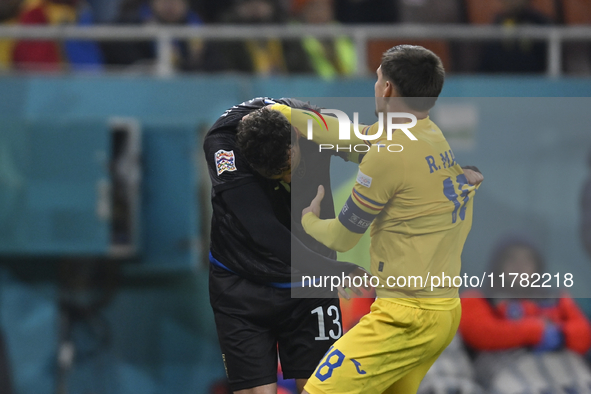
left=237, top=108, right=294, bottom=178
left=380, top=45, right=445, bottom=111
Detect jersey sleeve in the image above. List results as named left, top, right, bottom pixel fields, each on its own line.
left=270, top=104, right=372, bottom=150
left=203, top=130, right=255, bottom=192
left=302, top=144, right=402, bottom=252
left=301, top=213, right=363, bottom=253
left=348, top=143, right=403, bottom=215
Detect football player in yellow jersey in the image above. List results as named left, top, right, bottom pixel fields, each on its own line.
left=271, top=45, right=482, bottom=394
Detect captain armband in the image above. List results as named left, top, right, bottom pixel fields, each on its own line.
left=337, top=195, right=377, bottom=234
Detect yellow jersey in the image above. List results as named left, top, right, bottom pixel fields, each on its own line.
left=272, top=104, right=478, bottom=310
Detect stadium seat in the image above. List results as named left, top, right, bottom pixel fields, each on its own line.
left=367, top=40, right=452, bottom=72
left=464, top=0, right=504, bottom=24
left=562, top=0, right=591, bottom=24
left=531, top=0, right=558, bottom=21
left=561, top=0, right=591, bottom=74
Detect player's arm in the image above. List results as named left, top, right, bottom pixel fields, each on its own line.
left=301, top=192, right=364, bottom=253
left=270, top=103, right=372, bottom=151
left=221, top=181, right=360, bottom=277
left=302, top=146, right=397, bottom=252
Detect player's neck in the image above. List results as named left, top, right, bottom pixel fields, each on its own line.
left=385, top=102, right=429, bottom=120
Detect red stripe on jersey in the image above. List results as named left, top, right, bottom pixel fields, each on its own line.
left=352, top=190, right=383, bottom=212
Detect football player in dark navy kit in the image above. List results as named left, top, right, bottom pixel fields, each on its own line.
left=203, top=97, right=366, bottom=394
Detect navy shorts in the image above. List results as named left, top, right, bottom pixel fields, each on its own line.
left=209, top=264, right=342, bottom=391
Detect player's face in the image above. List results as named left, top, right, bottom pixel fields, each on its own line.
left=268, top=139, right=301, bottom=183
left=290, top=139, right=302, bottom=177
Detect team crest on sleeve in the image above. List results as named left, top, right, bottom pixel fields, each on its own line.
left=215, top=150, right=237, bottom=176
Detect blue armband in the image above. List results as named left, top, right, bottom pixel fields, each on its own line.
left=337, top=195, right=377, bottom=234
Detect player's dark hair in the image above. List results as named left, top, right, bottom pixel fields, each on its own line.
left=237, top=108, right=293, bottom=178
left=380, top=45, right=445, bottom=111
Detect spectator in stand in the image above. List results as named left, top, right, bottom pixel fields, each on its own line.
left=102, top=0, right=204, bottom=72
left=13, top=0, right=103, bottom=72
left=478, top=0, right=551, bottom=73
left=582, top=147, right=591, bottom=261
left=283, top=0, right=356, bottom=79
left=460, top=234, right=591, bottom=355
left=0, top=0, right=24, bottom=72
left=202, top=0, right=289, bottom=75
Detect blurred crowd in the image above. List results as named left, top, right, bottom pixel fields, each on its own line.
left=1, top=0, right=591, bottom=76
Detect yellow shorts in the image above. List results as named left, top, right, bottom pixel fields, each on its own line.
left=304, top=298, right=461, bottom=394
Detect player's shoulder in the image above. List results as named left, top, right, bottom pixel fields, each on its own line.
left=353, top=142, right=403, bottom=185
left=274, top=98, right=321, bottom=111
left=208, top=97, right=276, bottom=135
left=204, top=135, right=255, bottom=185
left=363, top=139, right=405, bottom=162
left=204, top=125, right=236, bottom=153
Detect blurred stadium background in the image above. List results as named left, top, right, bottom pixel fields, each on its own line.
left=2, top=0, right=591, bottom=393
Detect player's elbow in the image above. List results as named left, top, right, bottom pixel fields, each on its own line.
left=322, top=231, right=363, bottom=253
left=336, top=244, right=355, bottom=253
left=326, top=239, right=355, bottom=253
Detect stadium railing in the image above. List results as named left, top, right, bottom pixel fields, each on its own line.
left=0, top=24, right=590, bottom=77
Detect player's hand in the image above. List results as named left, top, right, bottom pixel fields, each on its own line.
left=302, top=185, right=325, bottom=218
left=463, top=168, right=484, bottom=186
left=338, top=266, right=373, bottom=300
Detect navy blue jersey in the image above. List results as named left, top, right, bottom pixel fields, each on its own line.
left=204, top=97, right=343, bottom=283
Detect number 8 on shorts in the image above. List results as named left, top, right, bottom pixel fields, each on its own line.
left=315, top=347, right=346, bottom=382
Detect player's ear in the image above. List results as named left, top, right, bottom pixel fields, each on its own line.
left=384, top=81, right=393, bottom=98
